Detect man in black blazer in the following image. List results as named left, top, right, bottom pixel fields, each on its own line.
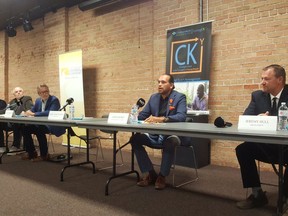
left=236, top=64, right=288, bottom=209
left=8, top=87, right=33, bottom=151
left=0, top=87, right=33, bottom=153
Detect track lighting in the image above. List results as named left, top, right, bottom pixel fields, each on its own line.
left=5, top=24, right=17, bottom=37
left=22, top=19, right=33, bottom=32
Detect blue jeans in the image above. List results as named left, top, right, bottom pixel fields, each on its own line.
left=131, top=133, right=179, bottom=176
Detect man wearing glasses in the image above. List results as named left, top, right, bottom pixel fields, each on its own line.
left=22, top=84, right=65, bottom=161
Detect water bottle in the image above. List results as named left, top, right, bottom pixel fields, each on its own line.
left=278, top=102, right=288, bottom=130
left=69, top=104, right=75, bottom=120
left=129, top=104, right=138, bottom=124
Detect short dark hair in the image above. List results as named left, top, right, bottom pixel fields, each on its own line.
left=166, top=74, right=175, bottom=89
left=263, top=64, right=286, bottom=84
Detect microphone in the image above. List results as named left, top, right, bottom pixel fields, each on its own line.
left=66, top=98, right=74, bottom=105
left=136, top=98, right=145, bottom=108
left=59, top=98, right=74, bottom=111
left=5, top=103, right=18, bottom=110
left=214, top=116, right=232, bottom=128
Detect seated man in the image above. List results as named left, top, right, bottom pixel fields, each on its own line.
left=8, top=87, right=33, bottom=152
left=22, top=84, right=66, bottom=161
left=0, top=87, right=33, bottom=153
left=130, top=74, right=187, bottom=190
left=236, top=64, right=288, bottom=209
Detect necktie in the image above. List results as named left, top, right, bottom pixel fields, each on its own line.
left=271, top=97, right=277, bottom=116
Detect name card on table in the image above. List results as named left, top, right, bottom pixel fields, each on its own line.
left=4, top=110, right=15, bottom=118
left=108, top=113, right=130, bottom=124
left=48, top=111, right=67, bottom=120
left=238, top=115, right=277, bottom=131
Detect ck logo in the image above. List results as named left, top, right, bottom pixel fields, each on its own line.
left=169, top=38, right=204, bottom=74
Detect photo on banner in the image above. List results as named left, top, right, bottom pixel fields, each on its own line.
left=174, top=80, right=209, bottom=114
left=166, top=21, right=212, bottom=114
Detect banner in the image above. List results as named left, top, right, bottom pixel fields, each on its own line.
left=59, top=50, right=86, bottom=147
left=166, top=21, right=212, bottom=114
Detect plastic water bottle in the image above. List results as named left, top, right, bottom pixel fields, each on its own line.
left=129, top=104, right=138, bottom=124
left=69, top=104, right=75, bottom=120
left=278, top=102, right=288, bottom=130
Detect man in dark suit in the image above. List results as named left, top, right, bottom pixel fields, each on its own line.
left=236, top=64, right=288, bottom=209
left=8, top=87, right=33, bottom=152
left=22, top=84, right=66, bottom=161
left=0, top=87, right=33, bottom=153
left=131, top=74, right=187, bottom=190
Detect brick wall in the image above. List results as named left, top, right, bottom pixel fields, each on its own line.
left=1, top=0, right=288, bottom=170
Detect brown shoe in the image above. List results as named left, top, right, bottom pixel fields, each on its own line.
left=21, top=151, right=37, bottom=160
left=32, top=154, right=50, bottom=162
left=155, top=175, right=166, bottom=190
left=137, top=174, right=157, bottom=187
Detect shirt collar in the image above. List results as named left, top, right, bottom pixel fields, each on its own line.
left=270, top=88, right=283, bottom=101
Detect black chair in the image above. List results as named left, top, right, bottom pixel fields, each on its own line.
left=149, top=117, right=198, bottom=187
left=71, top=115, right=124, bottom=170
left=171, top=117, right=199, bottom=187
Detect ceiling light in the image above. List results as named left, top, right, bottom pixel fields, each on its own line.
left=5, top=24, right=17, bottom=37
left=23, top=19, right=33, bottom=32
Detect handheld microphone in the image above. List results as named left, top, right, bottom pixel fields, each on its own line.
left=136, top=98, right=145, bottom=108
left=59, top=98, right=74, bottom=111
left=214, top=116, right=232, bottom=128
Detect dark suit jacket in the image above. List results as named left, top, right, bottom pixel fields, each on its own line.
left=138, top=90, right=187, bottom=122
left=31, top=95, right=66, bottom=137
left=244, top=84, right=288, bottom=115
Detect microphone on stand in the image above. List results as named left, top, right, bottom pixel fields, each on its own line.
left=130, top=98, right=146, bottom=124
left=5, top=103, right=18, bottom=110
left=136, top=98, right=145, bottom=108
left=59, top=98, right=74, bottom=111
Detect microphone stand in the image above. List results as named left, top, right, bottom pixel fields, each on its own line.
left=59, top=103, right=69, bottom=111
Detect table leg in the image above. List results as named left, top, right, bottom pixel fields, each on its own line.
left=105, top=132, right=139, bottom=195
left=274, top=145, right=288, bottom=216
left=60, top=128, right=96, bottom=181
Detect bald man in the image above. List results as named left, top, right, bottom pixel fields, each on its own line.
left=0, top=87, right=33, bottom=153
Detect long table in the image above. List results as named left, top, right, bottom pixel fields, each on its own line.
left=0, top=116, right=96, bottom=180
left=0, top=116, right=287, bottom=215
left=77, top=119, right=288, bottom=216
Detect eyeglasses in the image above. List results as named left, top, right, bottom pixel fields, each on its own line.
left=38, top=90, right=49, bottom=95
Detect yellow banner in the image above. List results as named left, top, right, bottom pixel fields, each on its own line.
left=59, top=50, right=86, bottom=147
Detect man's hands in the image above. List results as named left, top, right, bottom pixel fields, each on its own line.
left=22, top=110, right=35, bottom=117
left=258, top=111, right=269, bottom=116
left=144, top=115, right=166, bottom=123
